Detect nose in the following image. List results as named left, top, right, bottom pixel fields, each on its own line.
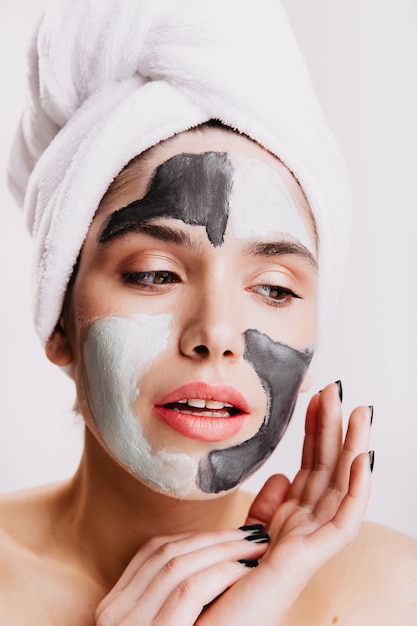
left=179, top=289, right=245, bottom=362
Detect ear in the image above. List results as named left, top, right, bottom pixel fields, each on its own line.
left=45, top=317, right=73, bottom=366
left=299, top=372, right=312, bottom=393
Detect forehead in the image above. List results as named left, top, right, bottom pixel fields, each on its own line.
left=97, top=128, right=316, bottom=246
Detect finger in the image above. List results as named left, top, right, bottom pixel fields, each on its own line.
left=97, top=532, right=193, bottom=613
left=290, top=383, right=343, bottom=505
left=300, top=392, right=321, bottom=470
left=245, top=474, right=290, bottom=527
left=303, top=452, right=371, bottom=568
left=286, top=392, right=320, bottom=500
left=312, top=404, right=371, bottom=522
left=130, top=536, right=268, bottom=616
left=153, top=560, right=255, bottom=626
left=97, top=529, right=268, bottom=622
left=331, top=404, right=372, bottom=494
left=140, top=541, right=266, bottom=623
left=97, top=530, right=239, bottom=615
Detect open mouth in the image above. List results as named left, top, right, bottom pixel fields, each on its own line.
left=163, top=399, right=241, bottom=418
left=155, top=382, right=249, bottom=441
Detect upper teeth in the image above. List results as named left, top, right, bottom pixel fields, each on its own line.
left=178, top=399, right=234, bottom=409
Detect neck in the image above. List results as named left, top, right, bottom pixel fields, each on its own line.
left=61, top=429, right=253, bottom=587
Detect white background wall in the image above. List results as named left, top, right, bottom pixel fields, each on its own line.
left=0, top=0, right=416, bottom=539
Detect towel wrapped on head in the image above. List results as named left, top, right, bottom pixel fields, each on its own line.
left=8, top=0, right=351, bottom=345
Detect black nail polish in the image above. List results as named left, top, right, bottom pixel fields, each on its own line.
left=239, top=523, right=264, bottom=533
left=335, top=380, right=343, bottom=402
left=238, top=559, right=259, bottom=568
left=369, top=450, right=375, bottom=473
left=369, top=405, right=374, bottom=426
left=244, top=532, right=270, bottom=543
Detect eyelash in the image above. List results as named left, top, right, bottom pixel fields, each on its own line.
left=121, top=271, right=301, bottom=307
left=122, top=271, right=181, bottom=290
left=251, top=285, right=301, bottom=307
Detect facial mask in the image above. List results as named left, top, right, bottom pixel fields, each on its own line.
left=99, top=152, right=314, bottom=254
left=83, top=315, right=311, bottom=496
left=88, top=152, right=315, bottom=496
left=83, top=313, right=199, bottom=496
left=99, top=152, right=233, bottom=247
left=198, top=329, right=312, bottom=492
left=228, top=155, right=313, bottom=252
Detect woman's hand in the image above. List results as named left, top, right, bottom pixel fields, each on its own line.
left=200, top=381, right=373, bottom=625
left=95, top=527, right=270, bottom=625
left=96, top=382, right=372, bottom=625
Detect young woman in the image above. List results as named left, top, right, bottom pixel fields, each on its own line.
left=2, top=1, right=416, bottom=624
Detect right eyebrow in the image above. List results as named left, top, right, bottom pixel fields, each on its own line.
left=98, top=221, right=202, bottom=252
left=243, top=240, right=318, bottom=269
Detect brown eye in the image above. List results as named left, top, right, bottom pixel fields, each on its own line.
left=269, top=287, right=289, bottom=300
left=252, top=284, right=301, bottom=307
left=152, top=272, right=178, bottom=284
left=122, top=271, right=181, bottom=287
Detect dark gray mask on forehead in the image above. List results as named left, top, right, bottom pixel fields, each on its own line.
left=99, top=152, right=233, bottom=246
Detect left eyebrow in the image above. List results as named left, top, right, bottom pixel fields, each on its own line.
left=243, top=240, right=317, bottom=269
left=98, top=221, right=202, bottom=252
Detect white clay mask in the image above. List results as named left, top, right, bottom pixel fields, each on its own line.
left=228, top=154, right=314, bottom=252
left=83, top=313, right=199, bottom=497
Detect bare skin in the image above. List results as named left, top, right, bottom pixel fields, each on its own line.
left=1, top=129, right=416, bottom=624
left=0, top=401, right=416, bottom=625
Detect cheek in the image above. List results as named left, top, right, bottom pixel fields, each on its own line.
left=284, top=296, right=318, bottom=349
left=82, top=313, right=173, bottom=443
left=250, top=292, right=318, bottom=354
left=80, top=313, right=201, bottom=498
left=197, top=330, right=313, bottom=494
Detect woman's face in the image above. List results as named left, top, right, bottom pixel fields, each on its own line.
left=64, top=129, right=318, bottom=499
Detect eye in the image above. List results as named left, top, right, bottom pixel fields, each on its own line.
left=122, top=271, right=181, bottom=290
left=251, top=284, right=301, bottom=307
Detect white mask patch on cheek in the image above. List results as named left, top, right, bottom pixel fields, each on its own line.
left=83, top=313, right=198, bottom=497
left=228, top=155, right=314, bottom=253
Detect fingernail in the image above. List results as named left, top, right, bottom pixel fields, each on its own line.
left=369, top=405, right=374, bottom=426
left=238, top=558, right=259, bottom=568
left=335, top=380, right=343, bottom=402
left=244, top=532, right=270, bottom=543
left=369, top=450, right=375, bottom=473
left=239, top=523, right=264, bottom=533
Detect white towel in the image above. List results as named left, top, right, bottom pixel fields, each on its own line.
left=8, top=0, right=351, bottom=345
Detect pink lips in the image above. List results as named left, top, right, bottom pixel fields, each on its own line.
left=154, top=382, right=249, bottom=442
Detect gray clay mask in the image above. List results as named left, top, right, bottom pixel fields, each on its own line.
left=198, top=329, right=312, bottom=493
left=99, top=152, right=233, bottom=246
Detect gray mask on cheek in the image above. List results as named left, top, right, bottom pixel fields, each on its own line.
left=197, top=329, right=313, bottom=493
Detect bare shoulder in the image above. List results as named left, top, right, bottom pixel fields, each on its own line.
left=0, top=482, right=65, bottom=552
left=0, top=486, right=53, bottom=620
left=353, top=522, right=416, bottom=594
left=350, top=521, right=417, bottom=621
left=292, top=521, right=417, bottom=625
left=0, top=484, right=100, bottom=625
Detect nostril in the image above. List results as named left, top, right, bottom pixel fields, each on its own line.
left=193, top=345, right=235, bottom=357
left=194, top=345, right=209, bottom=356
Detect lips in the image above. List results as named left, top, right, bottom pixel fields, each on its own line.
left=154, top=382, right=249, bottom=441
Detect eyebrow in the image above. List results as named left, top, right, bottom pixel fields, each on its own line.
left=98, top=152, right=232, bottom=247
left=98, top=221, right=202, bottom=252
left=243, top=240, right=317, bottom=269
left=98, top=218, right=317, bottom=268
